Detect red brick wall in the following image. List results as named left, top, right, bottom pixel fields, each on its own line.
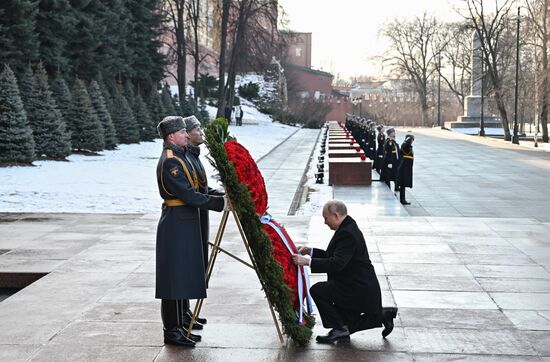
left=286, top=66, right=333, bottom=99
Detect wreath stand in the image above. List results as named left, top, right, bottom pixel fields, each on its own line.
left=186, top=207, right=285, bottom=344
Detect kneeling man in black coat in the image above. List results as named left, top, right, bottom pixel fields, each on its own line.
left=292, top=200, right=398, bottom=343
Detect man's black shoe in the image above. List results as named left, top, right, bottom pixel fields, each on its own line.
left=382, top=307, right=398, bottom=338
left=163, top=328, right=196, bottom=347
left=176, top=327, right=202, bottom=342
left=316, top=328, right=350, bottom=344
left=182, top=320, right=204, bottom=330
left=186, top=310, right=207, bottom=325
left=400, top=200, right=411, bottom=205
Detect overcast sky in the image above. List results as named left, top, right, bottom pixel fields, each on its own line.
left=278, top=0, right=466, bottom=80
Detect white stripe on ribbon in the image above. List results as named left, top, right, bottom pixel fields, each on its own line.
left=260, top=214, right=314, bottom=323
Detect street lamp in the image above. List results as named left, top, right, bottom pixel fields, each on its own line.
left=437, top=49, right=442, bottom=129
left=512, top=6, right=521, bottom=144
left=480, top=39, right=485, bottom=137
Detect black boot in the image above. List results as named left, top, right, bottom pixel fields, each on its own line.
left=399, top=187, right=410, bottom=205
left=163, top=327, right=196, bottom=347
left=381, top=307, right=398, bottom=338
left=178, top=300, right=204, bottom=330
left=161, top=299, right=196, bottom=347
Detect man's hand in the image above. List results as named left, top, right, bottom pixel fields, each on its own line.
left=297, top=246, right=311, bottom=255
left=292, top=254, right=311, bottom=266
left=387, top=164, right=393, bottom=169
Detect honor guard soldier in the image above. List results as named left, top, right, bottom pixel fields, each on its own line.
left=381, top=128, right=400, bottom=191
left=397, top=134, right=415, bottom=205
left=155, top=116, right=228, bottom=347
left=182, top=115, right=225, bottom=326
left=375, top=125, right=385, bottom=175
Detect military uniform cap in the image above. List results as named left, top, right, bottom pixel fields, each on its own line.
left=183, top=115, right=201, bottom=132
left=157, top=116, right=185, bottom=138
left=386, top=127, right=396, bottom=136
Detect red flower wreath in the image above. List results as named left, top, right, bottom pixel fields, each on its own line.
left=224, top=140, right=268, bottom=214
left=224, top=140, right=303, bottom=307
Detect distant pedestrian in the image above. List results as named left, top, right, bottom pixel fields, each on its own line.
left=224, top=106, right=233, bottom=124
left=235, top=105, right=244, bottom=126
left=397, top=134, right=414, bottom=205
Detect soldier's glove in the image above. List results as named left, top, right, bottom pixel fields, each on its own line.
left=387, top=164, right=393, bottom=169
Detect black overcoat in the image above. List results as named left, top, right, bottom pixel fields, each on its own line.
left=186, top=144, right=224, bottom=274
left=381, top=138, right=400, bottom=182
left=155, top=144, right=224, bottom=300
left=310, top=216, right=382, bottom=314
left=397, top=141, right=414, bottom=188
left=375, top=132, right=385, bottom=172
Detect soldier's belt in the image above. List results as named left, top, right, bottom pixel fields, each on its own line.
left=403, top=155, right=414, bottom=159
left=163, top=199, right=187, bottom=207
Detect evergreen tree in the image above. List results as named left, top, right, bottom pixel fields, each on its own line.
left=50, top=75, right=72, bottom=124
left=147, top=88, right=165, bottom=127
left=25, top=64, right=72, bottom=159
left=160, top=84, right=176, bottom=116
left=88, top=80, right=117, bottom=149
left=0, top=1, right=39, bottom=73
left=0, top=66, right=36, bottom=163
left=172, top=94, right=182, bottom=115
left=186, top=93, right=199, bottom=117
left=18, top=66, right=36, bottom=109
left=67, top=79, right=105, bottom=152
left=96, top=73, right=114, bottom=113
left=198, top=96, right=210, bottom=124
left=111, top=86, right=140, bottom=144
left=35, top=0, right=77, bottom=75
left=180, top=95, right=193, bottom=117
left=123, top=79, right=136, bottom=109
left=134, top=94, right=156, bottom=141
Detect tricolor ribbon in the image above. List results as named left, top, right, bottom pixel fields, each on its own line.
left=260, top=213, right=314, bottom=324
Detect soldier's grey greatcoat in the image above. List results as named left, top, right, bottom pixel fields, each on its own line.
left=155, top=143, right=224, bottom=300
left=186, top=144, right=224, bottom=274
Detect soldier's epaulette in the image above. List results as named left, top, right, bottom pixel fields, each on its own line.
left=166, top=149, right=174, bottom=158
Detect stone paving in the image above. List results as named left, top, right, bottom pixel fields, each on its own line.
left=1, top=127, right=550, bottom=361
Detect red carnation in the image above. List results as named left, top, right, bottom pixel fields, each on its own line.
left=360, top=154, right=366, bottom=160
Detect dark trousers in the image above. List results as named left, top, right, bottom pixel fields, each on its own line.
left=161, top=299, right=190, bottom=330
left=310, top=282, right=381, bottom=332
left=237, top=116, right=242, bottom=126
left=385, top=180, right=399, bottom=192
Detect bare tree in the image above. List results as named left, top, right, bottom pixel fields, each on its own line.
left=162, top=0, right=187, bottom=106
left=186, top=0, right=212, bottom=102
left=526, top=0, right=549, bottom=142
left=438, top=21, right=472, bottom=108
left=216, top=0, right=231, bottom=118
left=381, top=12, right=441, bottom=126
left=460, top=0, right=516, bottom=140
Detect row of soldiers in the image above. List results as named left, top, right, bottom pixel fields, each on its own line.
left=345, top=115, right=415, bottom=205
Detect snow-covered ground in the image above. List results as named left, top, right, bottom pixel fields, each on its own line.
left=0, top=115, right=296, bottom=214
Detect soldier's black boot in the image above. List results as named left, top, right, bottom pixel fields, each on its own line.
left=161, top=299, right=195, bottom=347
left=183, top=299, right=207, bottom=325
left=176, top=300, right=202, bottom=341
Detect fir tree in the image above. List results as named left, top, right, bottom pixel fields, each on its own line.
left=26, top=64, right=71, bottom=159
left=18, top=66, right=36, bottom=109
left=172, top=94, right=182, bottom=115
left=111, top=86, right=140, bottom=144
left=0, top=66, right=36, bottom=163
left=180, top=95, right=193, bottom=117
left=88, top=80, right=117, bottom=149
left=67, top=79, right=105, bottom=152
left=198, top=96, right=210, bottom=124
left=96, top=73, right=114, bottom=113
left=160, top=84, right=176, bottom=116
left=186, top=93, right=199, bottom=117
left=134, top=94, right=156, bottom=141
left=147, top=88, right=165, bottom=127
left=50, top=75, right=72, bottom=125
left=0, top=1, right=39, bottom=73
left=123, top=79, right=136, bottom=109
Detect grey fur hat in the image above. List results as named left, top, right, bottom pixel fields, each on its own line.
left=157, top=116, right=185, bottom=138
left=183, top=115, right=201, bottom=132
left=386, top=127, right=396, bottom=136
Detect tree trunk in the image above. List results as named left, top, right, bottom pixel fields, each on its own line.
left=540, top=46, right=549, bottom=142
left=216, top=0, right=231, bottom=118
left=176, top=1, right=186, bottom=107
left=193, top=0, right=200, bottom=102
left=224, top=0, right=249, bottom=110
left=494, top=87, right=511, bottom=140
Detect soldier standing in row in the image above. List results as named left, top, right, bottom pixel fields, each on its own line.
left=155, top=116, right=228, bottom=347
left=381, top=128, right=400, bottom=191
left=375, top=124, right=385, bottom=175
left=183, top=115, right=225, bottom=327
left=397, top=134, right=415, bottom=205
